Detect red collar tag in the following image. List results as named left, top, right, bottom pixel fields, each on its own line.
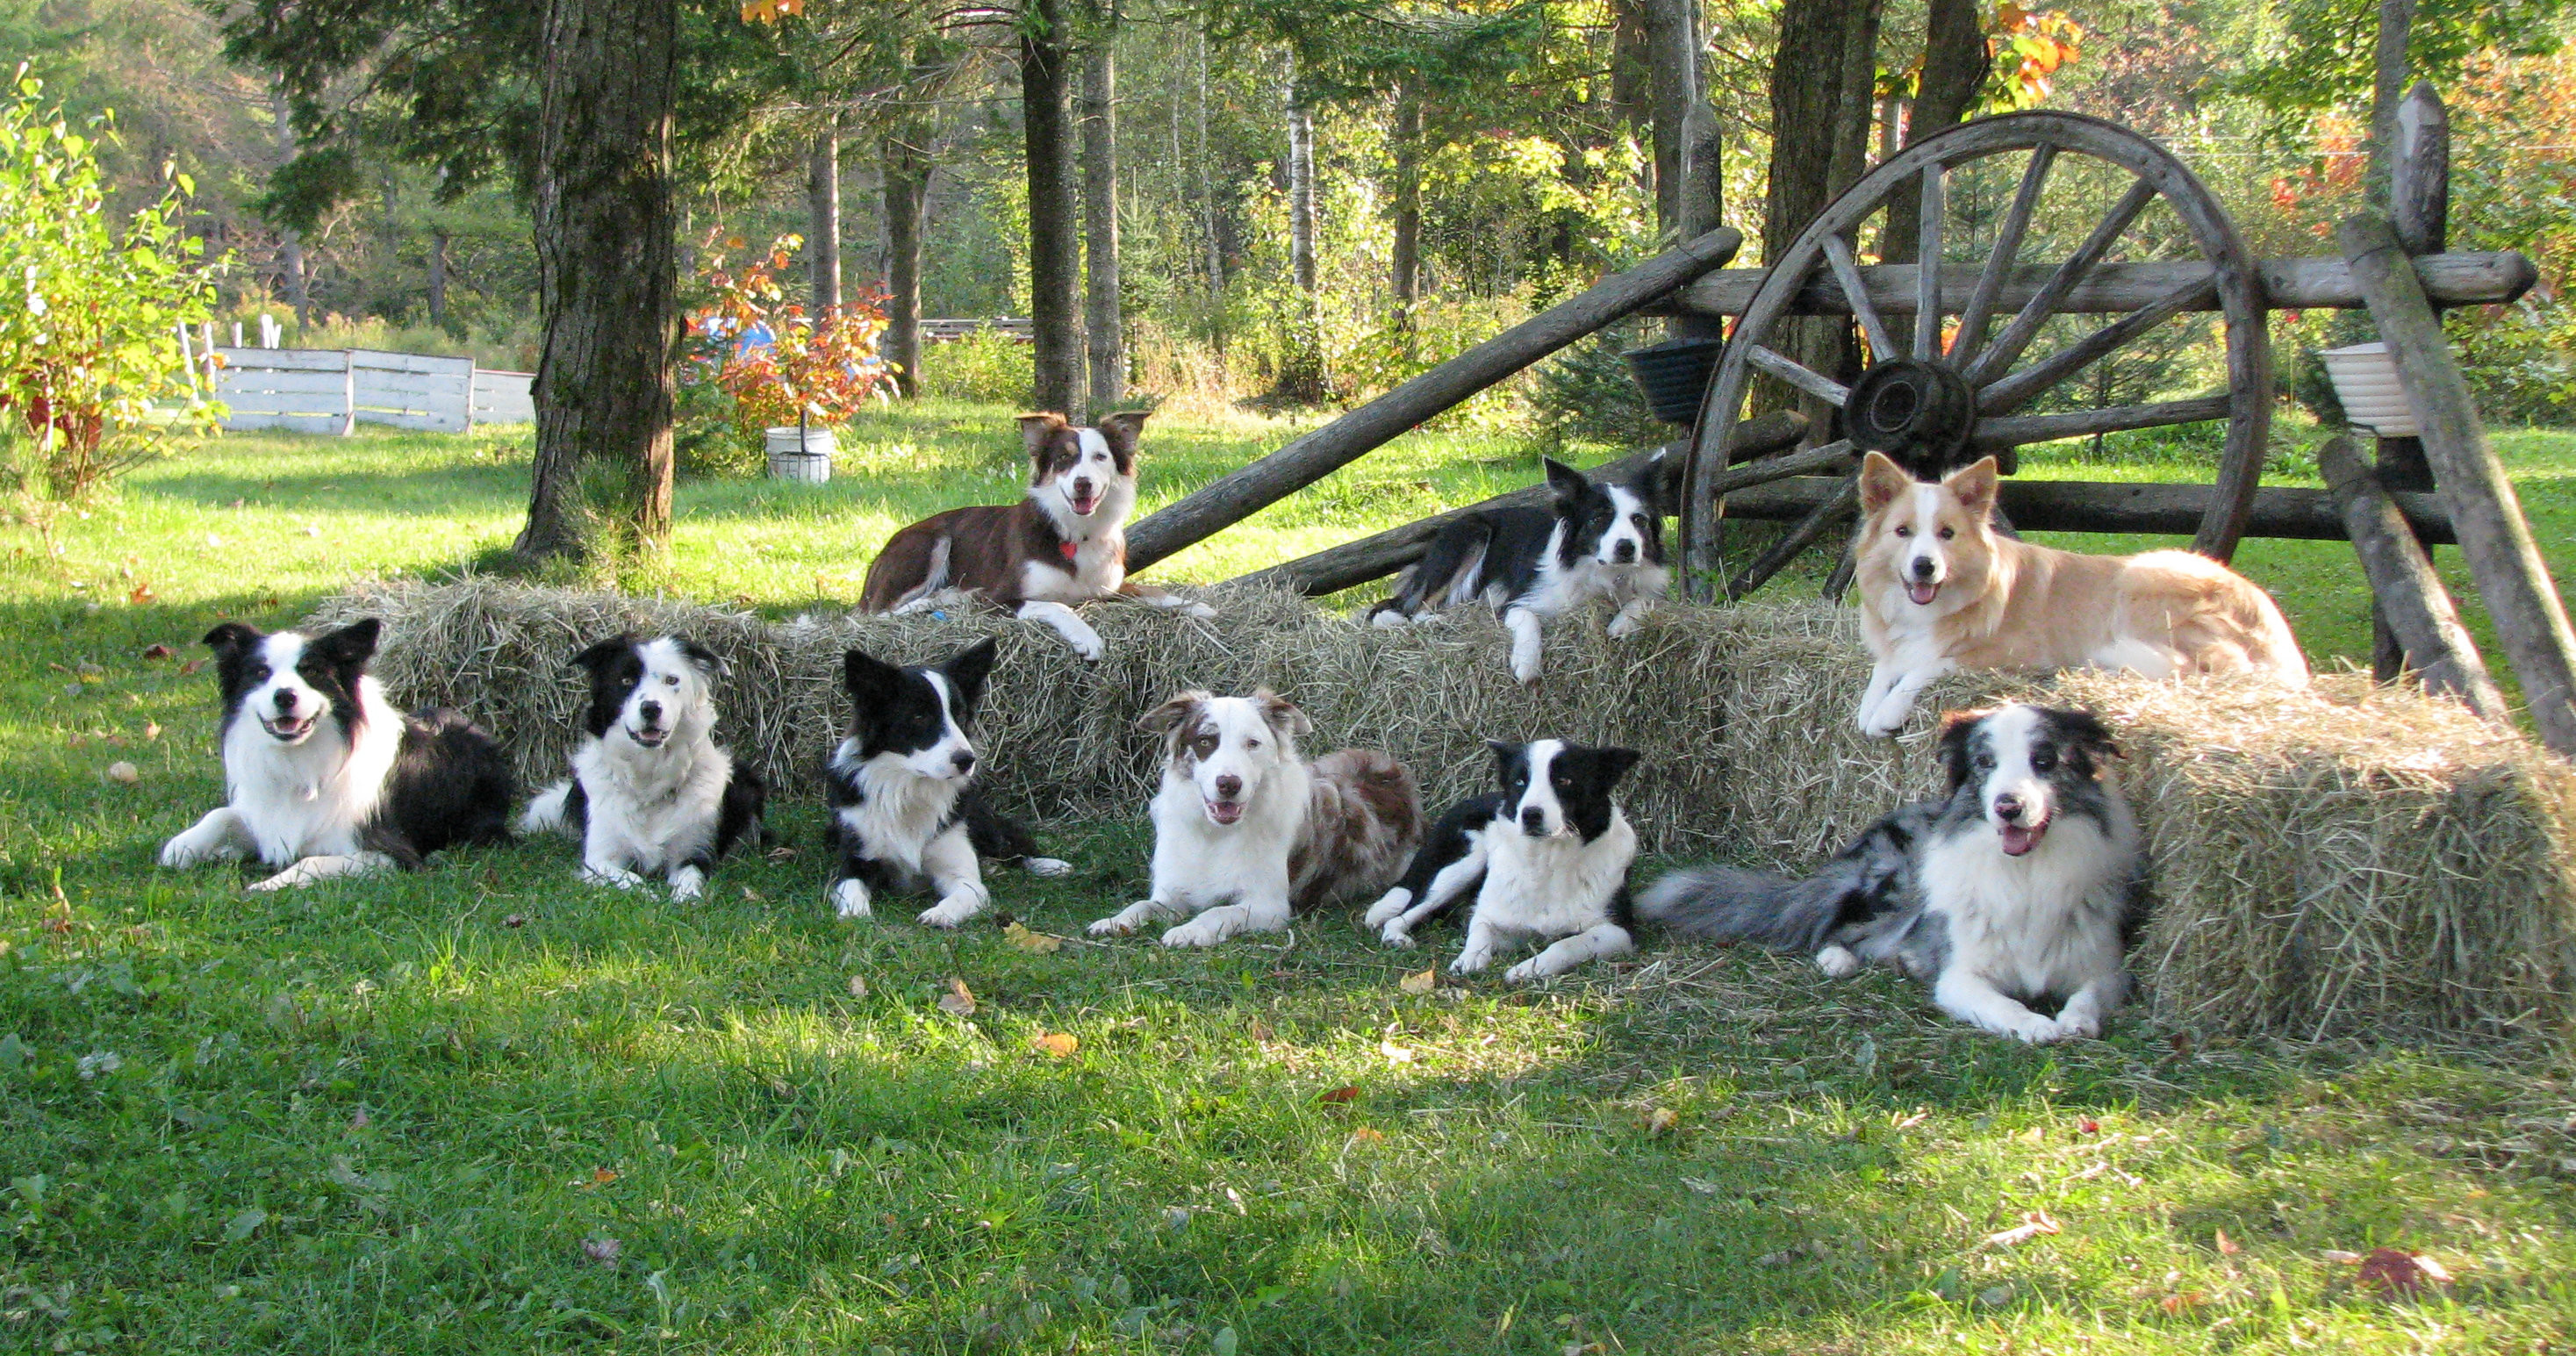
left=1058, top=541, right=1080, bottom=562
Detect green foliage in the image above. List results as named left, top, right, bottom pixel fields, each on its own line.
left=0, top=71, right=224, bottom=499
left=1530, top=323, right=1668, bottom=451
left=915, top=329, right=1037, bottom=405
left=2230, top=0, right=2569, bottom=119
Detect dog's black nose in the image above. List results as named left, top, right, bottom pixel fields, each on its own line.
left=1215, top=775, right=1242, bottom=800
left=1520, top=807, right=1548, bottom=835
left=1992, top=793, right=2024, bottom=823
left=951, top=750, right=976, bottom=774
left=273, top=690, right=298, bottom=711
left=1611, top=540, right=1637, bottom=563
left=1909, top=556, right=1937, bottom=579
left=638, top=700, right=662, bottom=724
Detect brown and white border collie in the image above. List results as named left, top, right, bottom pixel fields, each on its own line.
left=1088, top=690, right=1423, bottom=948
left=1852, top=451, right=2308, bottom=736
left=857, top=411, right=1214, bottom=660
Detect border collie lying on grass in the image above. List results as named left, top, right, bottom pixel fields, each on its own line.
left=160, top=619, right=513, bottom=891
left=519, top=635, right=767, bottom=901
left=1641, top=704, right=2144, bottom=1043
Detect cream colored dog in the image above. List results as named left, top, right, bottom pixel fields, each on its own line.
left=1852, top=451, right=2308, bottom=736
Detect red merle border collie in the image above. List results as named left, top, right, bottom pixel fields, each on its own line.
left=857, top=411, right=1214, bottom=661
left=160, top=619, right=514, bottom=891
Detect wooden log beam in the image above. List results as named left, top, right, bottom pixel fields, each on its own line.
left=1232, top=418, right=1827, bottom=599
left=1970, top=396, right=2232, bottom=449
left=2343, top=212, right=2576, bottom=756
left=1126, top=226, right=1744, bottom=571
left=1728, top=478, right=1857, bottom=599
left=1718, top=475, right=2458, bottom=544
left=1651, top=249, right=2535, bottom=319
left=2318, top=434, right=2508, bottom=721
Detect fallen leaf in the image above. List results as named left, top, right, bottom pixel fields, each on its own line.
left=1003, top=922, right=1064, bottom=954
left=1894, top=1110, right=1931, bottom=1130
left=2077, top=1116, right=2101, bottom=1134
left=1977, top=1284, right=2014, bottom=1309
left=846, top=974, right=869, bottom=999
left=2018, top=1126, right=2046, bottom=1144
left=141, top=643, right=175, bottom=661
left=180, top=658, right=205, bottom=676
left=1399, top=968, right=1437, bottom=994
left=1349, top=1127, right=1386, bottom=1144
left=1755, top=1249, right=1800, bottom=1266
left=1647, top=1108, right=1681, bottom=1136
left=2357, top=1247, right=2451, bottom=1295
left=142, top=721, right=160, bottom=740
left=592, top=1166, right=618, bottom=1186
left=223, top=1209, right=266, bottom=1241
left=348, top=1107, right=370, bottom=1130
left=1032, top=1032, right=1079, bottom=1058
left=1319, top=1086, right=1360, bottom=1105
left=1248, top=1021, right=1274, bottom=1041
left=127, top=583, right=155, bottom=605
left=1379, top=1041, right=1415, bottom=1065
left=2159, top=1290, right=2206, bottom=1315
left=2321, top=1250, right=2364, bottom=1265
left=1983, top=1209, right=2063, bottom=1248
left=583, top=1236, right=621, bottom=1266
left=501, top=914, right=527, bottom=929
left=938, top=979, right=977, bottom=1016
left=1682, top=1177, right=1722, bottom=1195
left=105, top=761, right=140, bottom=785
left=2215, top=1228, right=2241, bottom=1256
left=766, top=844, right=798, bottom=861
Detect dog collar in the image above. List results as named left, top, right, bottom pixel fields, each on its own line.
left=1059, top=541, right=1079, bottom=562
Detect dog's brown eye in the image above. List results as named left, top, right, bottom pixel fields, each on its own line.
left=1893, top=525, right=1912, bottom=537
left=1938, top=527, right=1955, bottom=541
left=1193, top=735, right=1217, bottom=755
left=1245, top=738, right=1261, bottom=750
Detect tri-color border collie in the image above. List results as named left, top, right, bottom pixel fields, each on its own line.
left=857, top=411, right=1214, bottom=661
left=823, top=638, right=1070, bottom=928
left=1640, top=704, right=2145, bottom=1043
left=1362, top=739, right=1642, bottom=982
left=1090, top=690, right=1422, bottom=947
left=518, top=635, right=767, bottom=901
left=1368, top=456, right=1668, bottom=685
left=1852, top=451, right=2307, bottom=736
left=159, top=619, right=513, bottom=891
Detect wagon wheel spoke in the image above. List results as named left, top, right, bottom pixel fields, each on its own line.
left=1961, top=176, right=2160, bottom=387
left=1975, top=275, right=2217, bottom=416
left=1914, top=168, right=1946, bottom=359
left=1822, top=233, right=1896, bottom=362
left=1949, top=142, right=2057, bottom=367
left=1744, top=344, right=1848, bottom=406
left=1971, top=395, right=2231, bottom=449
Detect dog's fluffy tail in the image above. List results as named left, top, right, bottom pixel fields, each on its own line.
left=1635, top=865, right=1848, bottom=952
left=517, top=779, right=577, bottom=836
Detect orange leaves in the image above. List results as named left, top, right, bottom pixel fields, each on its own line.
left=2357, top=1247, right=2453, bottom=1295
left=1982, top=1209, right=2062, bottom=1249
left=738, top=0, right=803, bottom=23
left=1990, top=2, right=2084, bottom=108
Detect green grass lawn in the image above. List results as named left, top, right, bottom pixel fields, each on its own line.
left=5, top=406, right=2576, bottom=1352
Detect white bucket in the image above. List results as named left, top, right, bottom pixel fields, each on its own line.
left=764, top=425, right=836, bottom=483
left=2319, top=342, right=2422, bottom=438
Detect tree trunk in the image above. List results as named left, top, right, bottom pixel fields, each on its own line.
left=1079, top=11, right=1123, bottom=418
left=1645, top=0, right=1697, bottom=234
left=1826, top=0, right=1884, bottom=199
left=881, top=136, right=929, bottom=399
left=807, top=119, right=842, bottom=312
left=1390, top=85, right=1422, bottom=322
left=1023, top=0, right=1083, bottom=414
left=517, top=0, right=679, bottom=562
left=1287, top=92, right=1317, bottom=295
left=269, top=92, right=311, bottom=330
left=1195, top=27, right=1226, bottom=360
left=1884, top=0, right=1987, bottom=262
left=2368, top=0, right=2416, bottom=205
left=427, top=229, right=450, bottom=329
left=1764, top=0, right=1873, bottom=427
left=1609, top=0, right=1653, bottom=142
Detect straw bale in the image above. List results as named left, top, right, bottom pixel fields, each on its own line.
left=308, top=579, right=2576, bottom=1042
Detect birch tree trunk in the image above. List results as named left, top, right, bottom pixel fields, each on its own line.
left=1079, top=11, right=1123, bottom=417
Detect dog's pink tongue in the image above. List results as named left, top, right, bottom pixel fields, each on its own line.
left=1907, top=582, right=1940, bottom=606
left=1998, top=821, right=2043, bottom=857
left=1207, top=800, right=1244, bottom=825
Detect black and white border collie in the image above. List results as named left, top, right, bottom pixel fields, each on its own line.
left=1091, top=690, right=1422, bottom=948
left=1368, top=456, right=1668, bottom=685
left=518, top=635, right=767, bottom=901
left=1362, top=739, right=1642, bottom=981
left=1640, top=704, right=2145, bottom=1043
left=823, top=638, right=1070, bottom=927
left=159, top=619, right=513, bottom=891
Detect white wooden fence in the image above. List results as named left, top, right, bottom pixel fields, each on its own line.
left=211, top=347, right=536, bottom=435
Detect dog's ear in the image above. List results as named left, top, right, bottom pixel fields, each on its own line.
left=1857, top=450, right=1913, bottom=518
left=2051, top=707, right=2123, bottom=776
left=1137, top=690, right=1210, bottom=737
left=1937, top=708, right=1988, bottom=792
left=201, top=621, right=262, bottom=659
left=1016, top=412, right=1069, bottom=468
left=673, top=637, right=727, bottom=679
left=1541, top=457, right=1590, bottom=507
left=1628, top=449, right=1669, bottom=512
left=1094, top=409, right=1150, bottom=475
left=939, top=637, right=999, bottom=718
left=1943, top=456, right=2001, bottom=523
left=570, top=635, right=634, bottom=675
left=1251, top=687, right=1314, bottom=740
left=1593, top=746, right=1644, bottom=786
left=842, top=647, right=904, bottom=710
left=307, top=617, right=382, bottom=670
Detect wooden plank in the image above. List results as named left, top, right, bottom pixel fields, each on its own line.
left=1125, top=226, right=1745, bottom=571
left=220, top=393, right=350, bottom=414
left=1719, top=474, right=2457, bottom=544
left=349, top=348, right=473, bottom=377
left=2317, top=434, right=2506, bottom=721
left=212, top=347, right=351, bottom=372
left=1655, top=249, right=2537, bottom=319
left=218, top=369, right=359, bottom=398
left=470, top=370, right=537, bottom=424
left=1971, top=396, right=2232, bottom=448
left=2343, top=212, right=2576, bottom=756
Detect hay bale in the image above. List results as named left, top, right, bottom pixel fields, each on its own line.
left=309, top=579, right=2576, bottom=1042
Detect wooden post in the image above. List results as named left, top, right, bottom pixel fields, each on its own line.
left=2341, top=212, right=2576, bottom=756
left=1671, top=103, right=1726, bottom=344
left=2372, top=80, right=2447, bottom=678
left=2319, top=435, right=2508, bottom=723
left=1125, top=227, right=1743, bottom=571
left=1645, top=0, right=1698, bottom=236
left=1728, top=478, right=1856, bottom=599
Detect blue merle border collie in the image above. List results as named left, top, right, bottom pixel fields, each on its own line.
left=823, top=638, right=1070, bottom=928
left=159, top=618, right=513, bottom=891
left=518, top=635, right=768, bottom=901
left=1368, top=456, right=1668, bottom=685
left=1639, top=704, right=2146, bottom=1044
left=1361, top=738, right=1643, bottom=982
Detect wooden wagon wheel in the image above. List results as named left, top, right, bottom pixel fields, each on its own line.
left=1679, top=110, right=2273, bottom=599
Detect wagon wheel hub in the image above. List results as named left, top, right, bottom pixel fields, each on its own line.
left=1842, top=357, right=1978, bottom=478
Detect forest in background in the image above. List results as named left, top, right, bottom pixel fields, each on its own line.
left=11, top=0, right=2576, bottom=445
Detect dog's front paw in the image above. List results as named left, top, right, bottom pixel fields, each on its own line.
left=1815, top=944, right=1861, bottom=979
left=1159, top=915, right=1236, bottom=949
left=1510, top=655, right=1542, bottom=686
left=1360, top=888, right=1413, bottom=929
left=1023, top=857, right=1073, bottom=878
left=2013, top=1016, right=2067, bottom=1044
left=831, top=879, right=873, bottom=919
left=1380, top=923, right=1417, bottom=949
left=1181, top=601, right=1218, bottom=621
left=1369, top=608, right=1407, bottom=629
left=915, top=894, right=981, bottom=929
left=159, top=836, right=209, bottom=869
left=1502, top=956, right=1548, bottom=985
left=1606, top=611, right=1645, bottom=640
left=1448, top=947, right=1496, bottom=977
left=1088, top=902, right=1153, bottom=936
left=244, top=868, right=305, bottom=893
left=668, top=866, right=706, bottom=902
left=1857, top=701, right=1909, bottom=738
left=2049, top=1009, right=2104, bottom=1041
left=583, top=865, right=645, bottom=891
